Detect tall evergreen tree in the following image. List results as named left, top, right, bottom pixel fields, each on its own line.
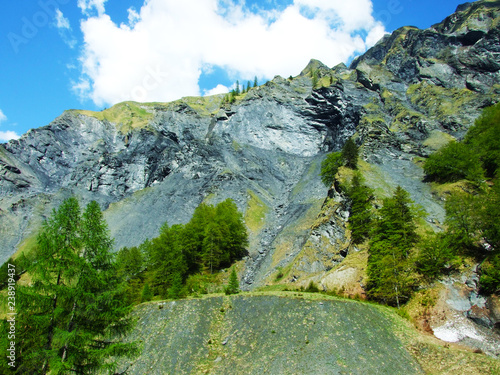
left=367, top=187, right=421, bottom=307
left=225, top=267, right=240, bottom=295
left=341, top=138, right=359, bottom=169
left=202, top=222, right=223, bottom=274
left=312, top=70, right=319, bottom=88
left=348, top=173, right=374, bottom=244
left=215, top=199, right=249, bottom=266
left=150, top=223, right=187, bottom=297
left=320, top=152, right=342, bottom=187
left=15, top=198, right=137, bottom=374
left=253, top=76, right=258, bottom=87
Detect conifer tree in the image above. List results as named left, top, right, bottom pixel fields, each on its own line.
left=225, top=267, right=240, bottom=295
left=253, top=76, right=258, bottom=87
left=320, top=152, right=342, bottom=187
left=168, top=272, right=184, bottom=300
left=141, top=282, right=153, bottom=302
left=150, top=223, right=187, bottom=297
left=202, top=222, right=223, bottom=274
left=215, top=199, right=249, bottom=266
left=15, top=198, right=138, bottom=374
left=348, top=173, right=373, bottom=244
left=341, top=138, right=359, bottom=169
left=312, top=70, right=319, bottom=88
left=367, top=187, right=421, bottom=307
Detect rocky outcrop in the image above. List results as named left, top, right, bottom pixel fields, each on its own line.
left=428, top=269, right=500, bottom=357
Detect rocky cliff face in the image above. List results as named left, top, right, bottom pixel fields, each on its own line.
left=1, top=1, right=500, bottom=295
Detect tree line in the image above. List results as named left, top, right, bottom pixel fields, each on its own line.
left=222, top=77, right=259, bottom=104
left=116, top=198, right=248, bottom=303
left=0, top=197, right=248, bottom=374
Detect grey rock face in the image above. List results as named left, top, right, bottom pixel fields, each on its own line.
left=1, top=1, right=500, bottom=292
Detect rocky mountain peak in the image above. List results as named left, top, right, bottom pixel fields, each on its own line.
left=300, top=58, right=332, bottom=77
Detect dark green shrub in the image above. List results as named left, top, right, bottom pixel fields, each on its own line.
left=423, top=141, right=484, bottom=183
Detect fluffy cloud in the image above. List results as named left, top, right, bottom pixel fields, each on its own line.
left=75, top=0, right=386, bottom=106
left=78, top=0, right=108, bottom=16
left=0, top=131, right=20, bottom=143
left=204, top=84, right=230, bottom=96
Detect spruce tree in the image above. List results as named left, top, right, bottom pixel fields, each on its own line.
left=141, top=282, right=153, bottom=303
left=320, top=152, right=342, bottom=187
left=312, top=70, right=319, bottom=88
left=15, top=198, right=138, bottom=374
left=215, top=199, right=249, bottom=266
left=367, top=187, right=420, bottom=307
left=225, top=267, right=239, bottom=295
left=168, top=272, right=184, bottom=300
left=150, top=223, right=187, bottom=297
left=253, top=76, right=258, bottom=87
left=348, top=173, right=374, bottom=244
left=341, top=138, right=359, bottom=169
left=202, top=222, right=223, bottom=274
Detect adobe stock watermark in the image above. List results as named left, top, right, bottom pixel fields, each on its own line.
left=7, top=0, right=70, bottom=54
left=6, top=263, right=16, bottom=369
left=375, top=0, right=404, bottom=26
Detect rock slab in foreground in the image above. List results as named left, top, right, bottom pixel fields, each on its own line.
left=117, top=294, right=423, bottom=375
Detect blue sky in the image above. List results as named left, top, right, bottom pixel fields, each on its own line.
left=0, top=0, right=468, bottom=142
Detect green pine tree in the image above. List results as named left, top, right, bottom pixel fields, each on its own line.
left=15, top=198, right=138, bottom=374
left=341, top=138, right=359, bottom=169
left=320, top=152, right=342, bottom=187
left=348, top=173, right=374, bottom=244
left=225, top=267, right=240, bottom=295
left=150, top=223, right=187, bottom=298
left=367, top=187, right=421, bottom=307
left=253, top=76, right=258, bottom=87
left=168, top=272, right=184, bottom=300
left=312, top=70, right=319, bottom=88
left=141, top=282, right=153, bottom=302
left=202, top=222, right=223, bottom=274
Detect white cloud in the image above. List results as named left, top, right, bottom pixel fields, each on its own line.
left=204, top=84, right=230, bottom=96
left=126, top=7, right=141, bottom=27
left=0, top=131, right=20, bottom=142
left=54, top=9, right=77, bottom=48
left=0, top=110, right=6, bottom=123
left=75, top=0, right=386, bottom=106
left=78, top=0, right=108, bottom=16
left=55, top=9, right=71, bottom=29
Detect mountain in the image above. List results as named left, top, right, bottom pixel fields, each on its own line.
left=1, top=0, right=500, bottom=367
